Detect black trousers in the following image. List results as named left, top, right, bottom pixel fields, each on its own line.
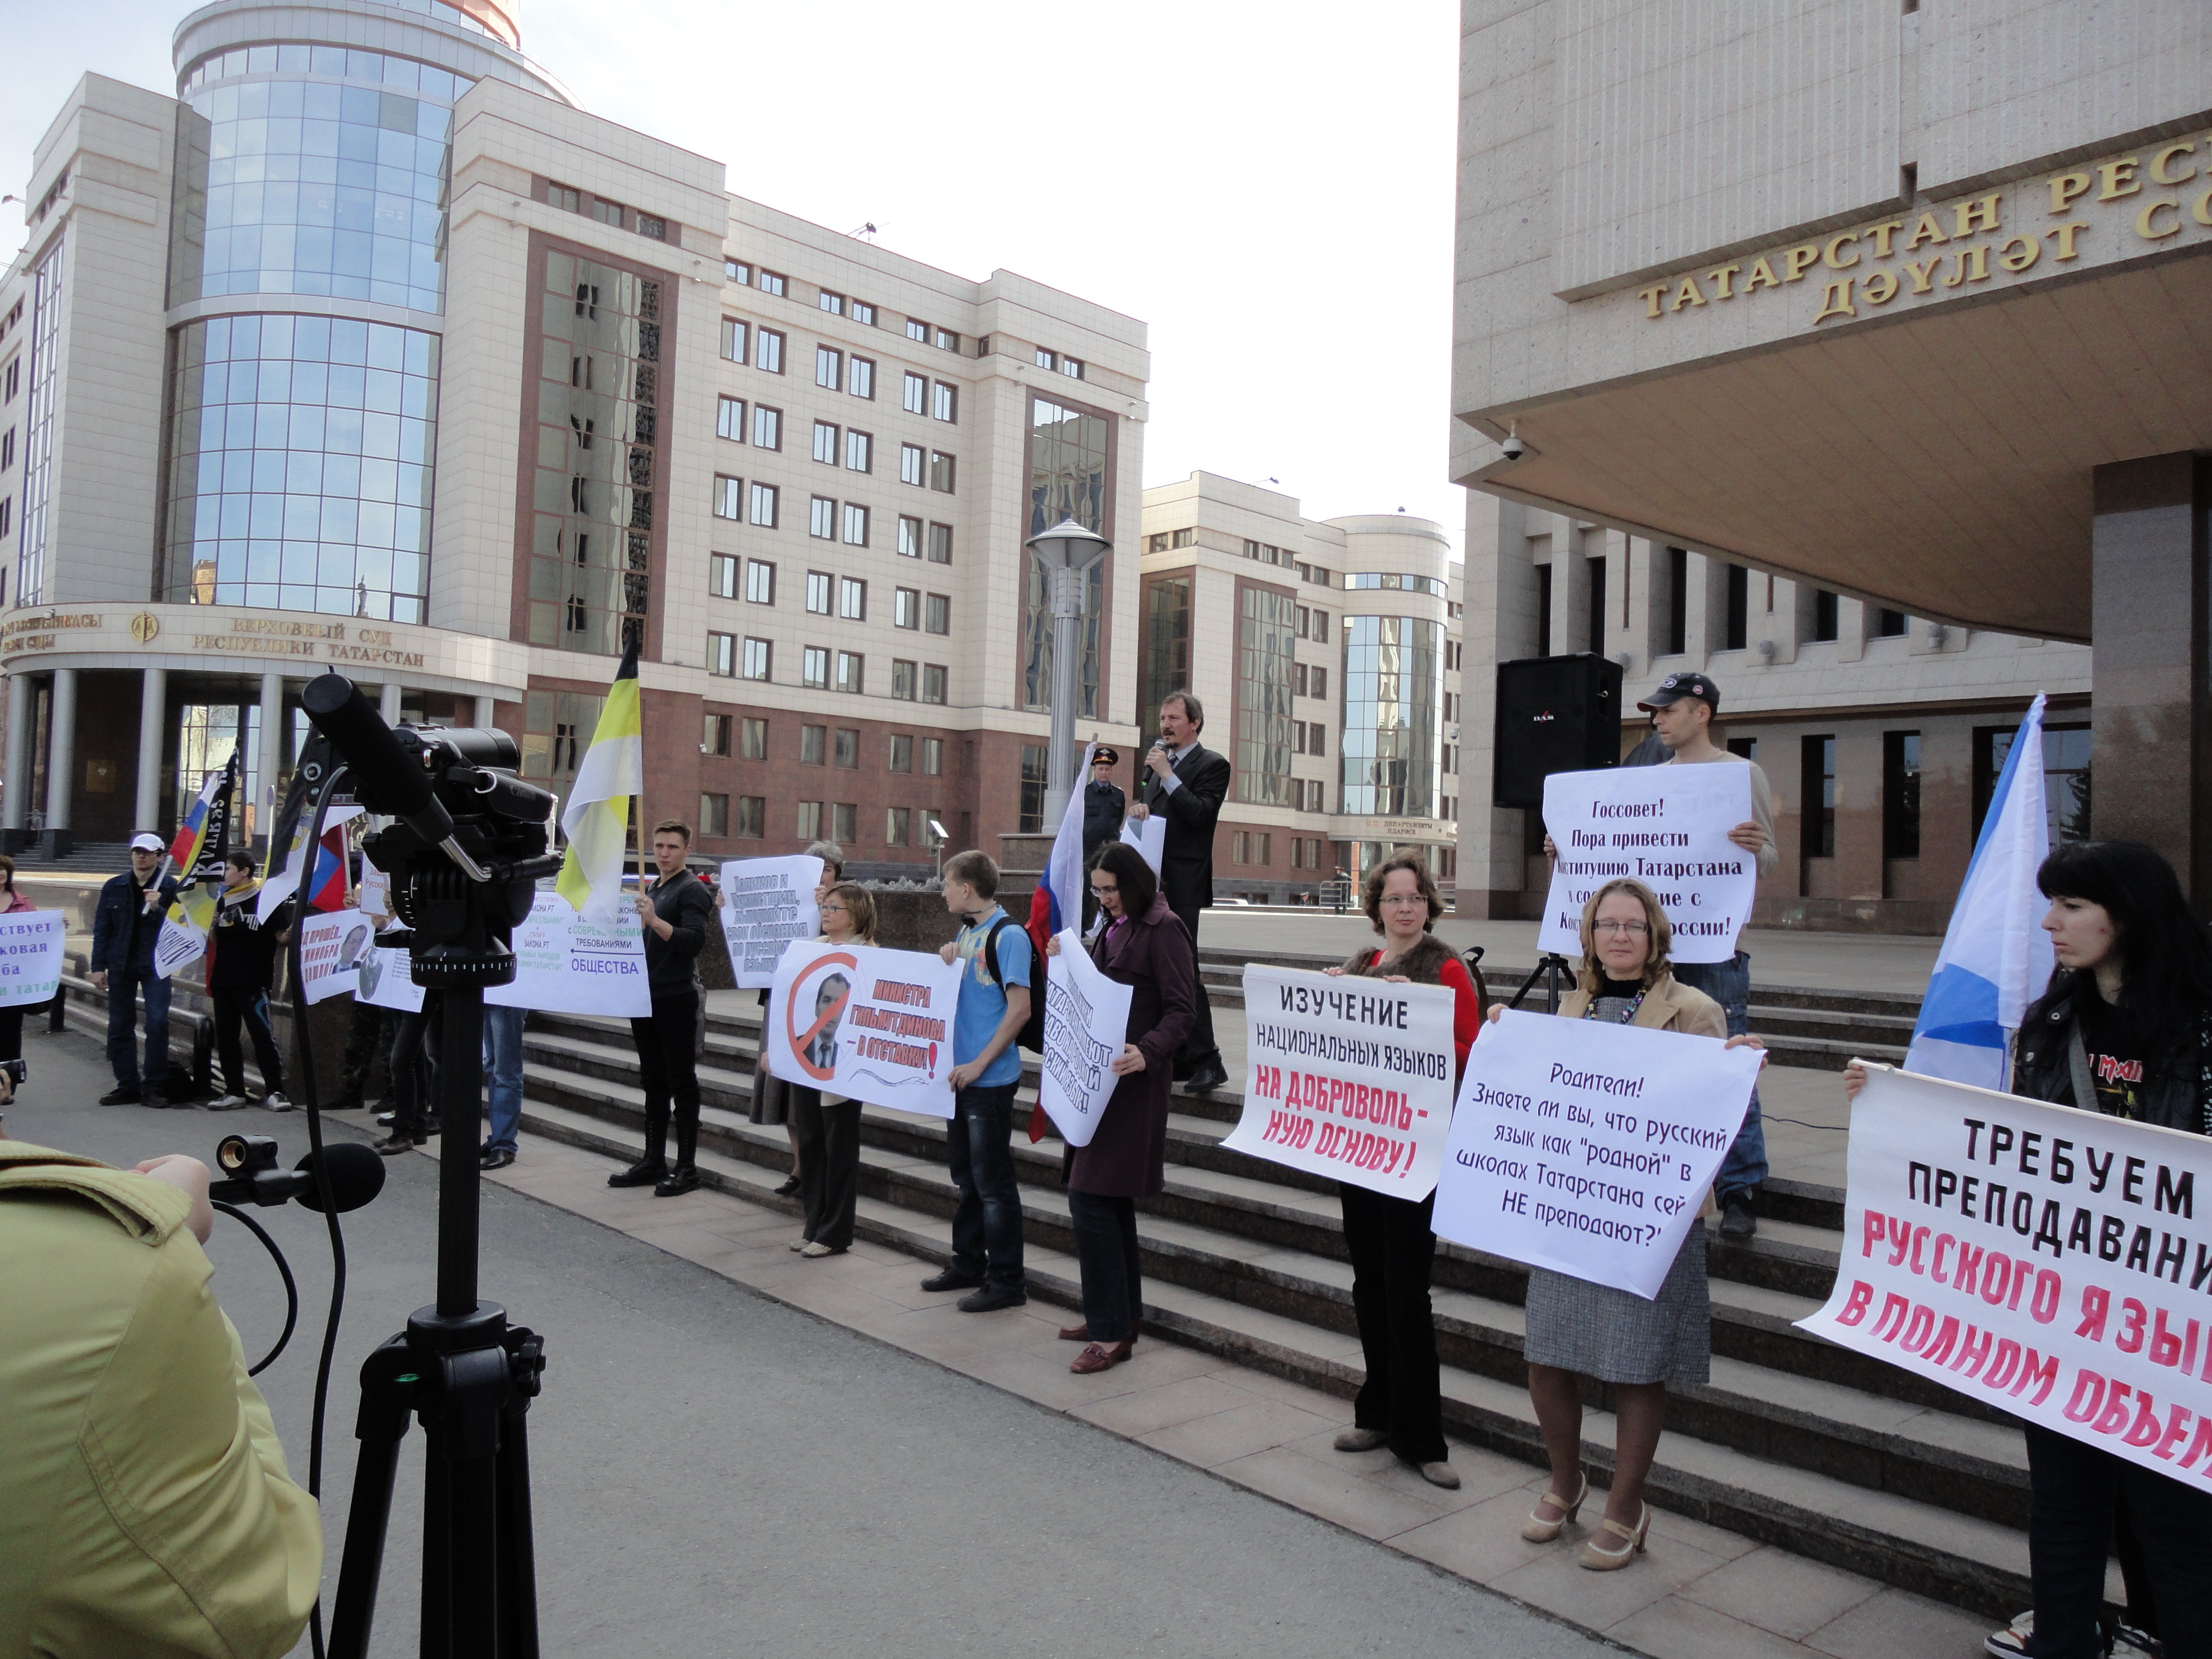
left=1165, top=891, right=1219, bottom=1072
left=791, top=1087, right=861, bottom=1249
left=2023, top=1422, right=2212, bottom=1657
left=0, top=1006, right=21, bottom=1065
left=1069, top=1189, right=1142, bottom=1342
left=631, top=988, right=701, bottom=1166
left=340, top=999, right=394, bottom=1101
left=388, top=1001, right=438, bottom=1138
left=211, top=986, right=285, bottom=1097
left=1341, top=1182, right=1447, bottom=1464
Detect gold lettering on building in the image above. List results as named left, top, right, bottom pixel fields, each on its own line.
left=2135, top=200, right=2181, bottom=240
left=2098, top=158, right=2141, bottom=201
left=2150, top=142, right=2198, bottom=186
left=1860, top=269, right=1899, bottom=305
left=1903, top=212, right=1949, bottom=251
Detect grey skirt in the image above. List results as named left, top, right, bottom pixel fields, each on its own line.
left=1522, top=1224, right=1709, bottom=1387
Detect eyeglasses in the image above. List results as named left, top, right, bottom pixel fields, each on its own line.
left=1379, top=894, right=1429, bottom=907
left=1591, top=920, right=1652, bottom=936
left=820, top=902, right=847, bottom=914
left=1089, top=883, right=1119, bottom=897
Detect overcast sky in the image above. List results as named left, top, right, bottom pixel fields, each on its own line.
left=5, top=1, right=1464, bottom=554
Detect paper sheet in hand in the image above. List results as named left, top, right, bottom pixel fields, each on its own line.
left=1118, top=815, right=1166, bottom=875
left=487, top=892, right=650, bottom=1017
left=718, top=855, right=823, bottom=988
left=1432, top=1009, right=1757, bottom=1299
left=1538, top=764, right=1756, bottom=964
left=0, top=911, right=64, bottom=1007
left=358, top=941, right=426, bottom=1012
left=1035, top=930, right=1133, bottom=1148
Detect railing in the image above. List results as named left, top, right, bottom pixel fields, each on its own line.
left=1318, top=876, right=1353, bottom=913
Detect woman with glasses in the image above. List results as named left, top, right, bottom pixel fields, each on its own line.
left=1499, top=876, right=1763, bottom=1569
left=788, top=881, right=878, bottom=1257
left=1042, top=841, right=1195, bottom=1374
left=1320, top=849, right=1485, bottom=1488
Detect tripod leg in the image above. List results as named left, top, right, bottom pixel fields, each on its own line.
left=328, top=1337, right=418, bottom=1659
left=495, top=1407, right=542, bottom=1658
left=420, top=1449, right=449, bottom=1659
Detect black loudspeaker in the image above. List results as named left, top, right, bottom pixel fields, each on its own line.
left=1492, top=653, right=1625, bottom=809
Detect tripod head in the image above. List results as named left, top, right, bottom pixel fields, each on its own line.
left=299, top=674, right=559, bottom=989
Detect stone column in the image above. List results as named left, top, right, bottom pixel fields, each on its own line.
left=258, top=672, right=284, bottom=848
left=379, top=682, right=402, bottom=726
left=134, top=667, right=167, bottom=835
left=46, top=668, right=77, bottom=853
left=2, top=674, right=31, bottom=838
left=2090, top=454, right=2211, bottom=905
left=474, top=694, right=495, bottom=729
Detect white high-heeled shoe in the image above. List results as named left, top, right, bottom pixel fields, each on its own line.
left=1520, top=1473, right=1588, bottom=1542
left=1579, top=1502, right=1651, bottom=1570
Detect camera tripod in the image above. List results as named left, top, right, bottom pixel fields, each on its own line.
left=1507, top=952, right=1578, bottom=1013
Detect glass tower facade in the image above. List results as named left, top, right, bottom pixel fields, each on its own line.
left=1339, top=614, right=1442, bottom=817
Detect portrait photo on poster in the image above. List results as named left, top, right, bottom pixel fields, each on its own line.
left=762, top=938, right=965, bottom=1118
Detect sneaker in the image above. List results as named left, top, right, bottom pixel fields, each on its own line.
left=261, top=1092, right=294, bottom=1113
left=799, top=1241, right=840, bottom=1258
left=203, top=1094, right=252, bottom=1112
left=1718, top=1191, right=1757, bottom=1240
left=955, top=1283, right=1028, bottom=1313
left=98, top=1084, right=142, bottom=1106
left=2114, top=1623, right=2164, bottom=1659
left=1984, top=1628, right=2028, bottom=1657
left=375, top=1110, right=396, bottom=1127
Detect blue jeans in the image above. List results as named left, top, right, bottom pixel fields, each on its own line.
left=105, top=968, right=172, bottom=1088
left=1669, top=950, right=1767, bottom=1200
left=947, top=1082, right=1024, bottom=1290
left=482, top=1004, right=524, bottom=1152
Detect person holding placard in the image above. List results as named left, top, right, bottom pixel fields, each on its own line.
left=0, top=855, right=37, bottom=1069
left=755, top=841, right=842, bottom=1197
left=1845, top=840, right=2212, bottom=1659
left=204, top=852, right=293, bottom=1112
left=788, top=882, right=876, bottom=1258
left=610, top=821, right=717, bottom=1198
left=1043, top=841, right=1195, bottom=1374
left=1322, top=850, right=1484, bottom=1488
left=1501, top=876, right=1763, bottom=1569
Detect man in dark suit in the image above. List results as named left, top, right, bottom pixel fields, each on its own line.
left=1125, top=691, right=1230, bottom=1092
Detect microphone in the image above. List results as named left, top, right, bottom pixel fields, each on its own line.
left=209, top=1136, right=387, bottom=1214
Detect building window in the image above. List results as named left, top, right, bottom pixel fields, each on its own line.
left=717, top=395, right=746, bottom=440
left=833, top=802, right=858, bottom=844
left=801, top=725, right=827, bottom=765
left=835, top=651, right=864, bottom=693
left=740, top=716, right=767, bottom=758
left=1977, top=722, right=2093, bottom=845
left=1802, top=735, right=1837, bottom=863
left=1665, top=546, right=1688, bottom=655
left=1724, top=564, right=1749, bottom=651
left=1876, top=607, right=1909, bottom=637
left=720, top=318, right=746, bottom=362
left=1139, top=576, right=1191, bottom=721
left=752, top=405, right=781, bottom=449
left=521, top=689, right=602, bottom=782
left=849, top=356, right=874, bottom=398
left=703, top=712, right=733, bottom=756
left=934, top=328, right=960, bottom=352
left=1061, top=357, right=1083, bottom=379
left=833, top=728, right=859, bottom=768
left=637, top=213, right=667, bottom=241
left=894, top=587, right=920, bottom=629
left=709, top=552, right=737, bottom=598
left=839, top=577, right=866, bottom=619
left=902, top=373, right=929, bottom=416
left=922, top=738, right=943, bottom=775
left=845, top=430, right=871, bottom=472
left=928, top=522, right=953, bottom=564
left=1232, top=832, right=1272, bottom=866
left=1727, top=737, right=1758, bottom=762
left=928, top=452, right=956, bottom=493
left=813, top=421, right=839, bottom=464
left=755, top=328, right=784, bottom=373
left=741, top=637, right=772, bottom=680
left=889, top=734, right=914, bottom=772
left=1019, top=743, right=1048, bottom=833
left=748, top=482, right=778, bottom=527
left=758, top=270, right=786, bottom=297
left=819, top=290, right=844, bottom=315
left=886, top=806, right=911, bottom=846
left=891, top=659, right=917, bottom=699
left=725, top=259, right=750, bottom=285
left=1883, top=731, right=1922, bottom=860
left=707, top=632, right=736, bottom=676
left=922, top=664, right=947, bottom=704
left=900, top=443, right=925, bottom=485
left=1035, top=348, right=1056, bottom=369
left=589, top=196, right=626, bottom=229
left=699, top=792, right=730, bottom=836
left=925, top=592, right=950, bottom=634
left=1536, top=564, right=1554, bottom=655
left=1340, top=615, right=1442, bottom=817
left=811, top=496, right=836, bottom=539
left=906, top=318, right=929, bottom=343
left=736, top=795, right=765, bottom=837
left=898, top=515, right=923, bottom=558
left=713, top=475, right=741, bottom=519
left=1023, top=394, right=1111, bottom=715
left=850, top=301, right=875, bottom=326
left=802, top=646, right=830, bottom=688
left=842, top=503, right=869, bottom=547
left=1235, top=587, right=1298, bottom=806
left=931, top=381, right=956, bottom=422
left=816, top=346, right=841, bottom=390
left=806, top=570, right=831, bottom=613
left=1813, top=589, right=1840, bottom=643
left=797, top=800, right=823, bottom=838
left=745, top=558, right=775, bottom=604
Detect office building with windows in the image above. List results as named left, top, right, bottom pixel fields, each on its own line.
left=0, top=0, right=1147, bottom=872
left=1138, top=473, right=1465, bottom=904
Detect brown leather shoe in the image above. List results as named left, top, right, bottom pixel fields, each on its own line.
left=1069, top=1339, right=1134, bottom=1375
left=1059, top=1318, right=1141, bottom=1343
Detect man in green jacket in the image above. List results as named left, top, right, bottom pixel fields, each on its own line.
left=0, top=1113, right=322, bottom=1658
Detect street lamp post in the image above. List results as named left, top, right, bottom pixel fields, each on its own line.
left=1023, top=518, right=1112, bottom=828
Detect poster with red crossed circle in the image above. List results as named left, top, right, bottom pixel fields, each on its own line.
left=763, top=939, right=966, bottom=1118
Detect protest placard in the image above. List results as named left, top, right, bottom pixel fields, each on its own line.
left=718, top=855, right=824, bottom=988
left=357, top=941, right=426, bottom=1012
left=1118, top=815, right=1165, bottom=876
left=154, top=908, right=209, bottom=980
left=297, top=908, right=374, bottom=1005
left=763, top=938, right=964, bottom=1118
left=1432, top=1009, right=1759, bottom=1299
left=1222, top=965, right=1459, bottom=1199
left=1034, top=929, right=1134, bottom=1148
left=1799, top=1065, right=2212, bottom=1482
left=0, top=911, right=65, bottom=1008
left=487, top=891, right=650, bottom=1017
left=1538, top=764, right=1756, bottom=965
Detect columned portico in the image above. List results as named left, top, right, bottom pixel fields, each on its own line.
left=44, top=668, right=77, bottom=857
left=2, top=675, right=30, bottom=841
left=134, top=667, right=166, bottom=837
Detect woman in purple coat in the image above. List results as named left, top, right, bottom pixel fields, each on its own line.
left=1046, top=840, right=1195, bottom=1376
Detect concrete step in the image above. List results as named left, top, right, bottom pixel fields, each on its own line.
left=500, top=1087, right=2044, bottom=1622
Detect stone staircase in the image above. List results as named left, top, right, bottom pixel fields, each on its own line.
left=501, top=974, right=2053, bottom=1623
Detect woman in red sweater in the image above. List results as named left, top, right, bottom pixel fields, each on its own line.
left=1322, top=848, right=1483, bottom=1488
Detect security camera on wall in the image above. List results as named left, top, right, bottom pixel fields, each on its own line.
left=1500, top=431, right=1526, bottom=460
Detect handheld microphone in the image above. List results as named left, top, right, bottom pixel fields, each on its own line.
left=209, top=1135, right=387, bottom=1214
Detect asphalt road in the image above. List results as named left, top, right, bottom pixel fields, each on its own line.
left=6, top=1023, right=1614, bottom=1659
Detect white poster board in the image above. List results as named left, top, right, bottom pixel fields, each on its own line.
left=1433, top=1009, right=1758, bottom=1299
left=1223, top=965, right=1459, bottom=1199
left=718, top=855, right=824, bottom=989
left=1118, top=815, right=1166, bottom=875
left=357, top=941, right=426, bottom=1012
left=154, top=909, right=208, bottom=980
left=1035, top=929, right=1135, bottom=1148
left=0, top=911, right=65, bottom=1008
left=297, top=908, right=374, bottom=1005
left=1538, top=763, right=1756, bottom=965
left=487, top=891, right=651, bottom=1017
left=763, top=939, right=965, bottom=1118
left=1799, top=1065, right=2212, bottom=1477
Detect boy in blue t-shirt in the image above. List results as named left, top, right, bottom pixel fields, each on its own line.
left=919, top=850, right=1033, bottom=1311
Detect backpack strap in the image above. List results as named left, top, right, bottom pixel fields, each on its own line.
left=981, top=915, right=1013, bottom=989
